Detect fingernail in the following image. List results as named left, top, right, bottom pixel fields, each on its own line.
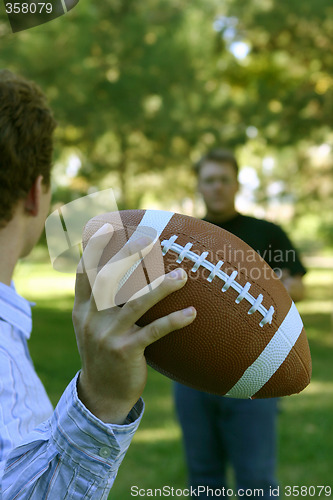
left=170, top=268, right=186, bottom=280
left=183, top=306, right=196, bottom=317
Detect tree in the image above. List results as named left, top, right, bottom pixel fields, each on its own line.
left=1, top=0, right=225, bottom=207
left=1, top=0, right=332, bottom=247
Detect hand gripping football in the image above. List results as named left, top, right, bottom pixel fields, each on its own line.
left=82, top=209, right=311, bottom=399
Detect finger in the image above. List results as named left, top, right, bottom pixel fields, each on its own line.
left=114, top=268, right=189, bottom=330
left=75, top=223, right=114, bottom=303
left=133, top=305, right=197, bottom=351
left=108, top=225, right=158, bottom=262
left=126, top=274, right=166, bottom=302
left=91, top=234, right=155, bottom=311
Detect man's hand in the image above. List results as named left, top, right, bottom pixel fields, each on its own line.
left=280, top=269, right=305, bottom=302
left=72, top=223, right=196, bottom=424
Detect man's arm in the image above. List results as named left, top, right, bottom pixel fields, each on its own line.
left=1, top=374, right=144, bottom=499
left=0, top=223, right=196, bottom=498
left=269, top=223, right=306, bottom=303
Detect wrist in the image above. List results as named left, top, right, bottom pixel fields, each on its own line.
left=77, top=373, right=134, bottom=425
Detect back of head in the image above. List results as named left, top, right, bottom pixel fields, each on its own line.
left=0, top=70, right=56, bottom=227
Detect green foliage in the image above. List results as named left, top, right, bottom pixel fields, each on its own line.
left=1, top=0, right=332, bottom=240
left=1, top=0, right=226, bottom=207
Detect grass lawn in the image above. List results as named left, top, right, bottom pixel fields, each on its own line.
left=13, top=248, right=333, bottom=499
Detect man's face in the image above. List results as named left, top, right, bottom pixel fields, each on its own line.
left=198, top=161, right=239, bottom=216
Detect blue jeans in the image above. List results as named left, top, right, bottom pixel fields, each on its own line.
left=174, top=383, right=279, bottom=499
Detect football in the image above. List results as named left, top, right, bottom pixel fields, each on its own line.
left=82, top=209, right=311, bottom=399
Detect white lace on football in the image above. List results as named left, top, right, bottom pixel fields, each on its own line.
left=161, top=235, right=275, bottom=327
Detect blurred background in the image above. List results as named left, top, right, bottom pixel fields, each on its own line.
left=1, top=0, right=332, bottom=497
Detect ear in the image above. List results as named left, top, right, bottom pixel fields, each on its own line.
left=24, top=175, right=44, bottom=216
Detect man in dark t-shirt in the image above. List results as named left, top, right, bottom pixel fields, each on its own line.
left=174, top=149, right=306, bottom=499
left=210, top=214, right=306, bottom=282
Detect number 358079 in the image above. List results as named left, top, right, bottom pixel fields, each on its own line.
left=285, top=485, right=331, bottom=497
left=5, top=3, right=53, bottom=14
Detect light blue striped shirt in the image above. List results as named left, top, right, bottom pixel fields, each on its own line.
left=0, top=282, right=144, bottom=499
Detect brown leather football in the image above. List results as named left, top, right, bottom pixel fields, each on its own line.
left=82, top=209, right=311, bottom=399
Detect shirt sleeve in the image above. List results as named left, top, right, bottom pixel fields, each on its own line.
left=0, top=372, right=144, bottom=499
left=267, top=223, right=307, bottom=276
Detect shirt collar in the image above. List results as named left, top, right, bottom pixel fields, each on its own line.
left=0, top=281, right=33, bottom=339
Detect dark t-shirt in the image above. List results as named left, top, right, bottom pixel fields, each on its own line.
left=203, top=213, right=306, bottom=276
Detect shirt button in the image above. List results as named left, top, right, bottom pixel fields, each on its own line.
left=99, top=446, right=111, bottom=459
